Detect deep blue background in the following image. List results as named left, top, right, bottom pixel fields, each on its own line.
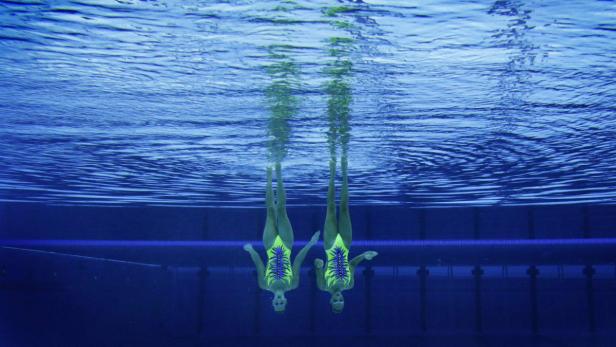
left=1, top=202, right=616, bottom=347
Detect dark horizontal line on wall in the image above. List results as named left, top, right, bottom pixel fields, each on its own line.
left=1, top=238, right=616, bottom=247
left=2, top=238, right=616, bottom=266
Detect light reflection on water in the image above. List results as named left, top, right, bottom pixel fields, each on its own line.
left=0, top=0, right=614, bottom=207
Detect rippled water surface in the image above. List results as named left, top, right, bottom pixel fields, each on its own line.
left=0, top=0, right=615, bottom=207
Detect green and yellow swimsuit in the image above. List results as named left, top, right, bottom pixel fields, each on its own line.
left=265, top=235, right=293, bottom=287
left=325, top=234, right=351, bottom=288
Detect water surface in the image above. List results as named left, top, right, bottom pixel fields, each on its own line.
left=0, top=0, right=615, bottom=207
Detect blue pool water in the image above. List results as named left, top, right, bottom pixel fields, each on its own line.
left=1, top=0, right=616, bottom=346
left=1, top=0, right=615, bottom=207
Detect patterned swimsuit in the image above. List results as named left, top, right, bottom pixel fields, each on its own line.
left=265, top=235, right=293, bottom=287
left=325, top=234, right=351, bottom=288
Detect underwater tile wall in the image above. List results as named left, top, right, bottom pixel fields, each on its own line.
left=1, top=250, right=615, bottom=345
left=1, top=203, right=615, bottom=241
left=1, top=203, right=616, bottom=344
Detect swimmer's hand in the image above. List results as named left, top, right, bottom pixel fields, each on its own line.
left=309, top=231, right=320, bottom=244
left=364, top=251, right=378, bottom=260
left=243, top=243, right=254, bottom=252
left=314, top=258, right=324, bottom=268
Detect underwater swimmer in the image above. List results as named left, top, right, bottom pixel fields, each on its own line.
left=244, top=163, right=320, bottom=313
left=314, top=157, right=377, bottom=314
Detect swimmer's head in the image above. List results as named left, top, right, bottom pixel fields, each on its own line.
left=329, top=291, right=344, bottom=314
left=272, top=291, right=287, bottom=313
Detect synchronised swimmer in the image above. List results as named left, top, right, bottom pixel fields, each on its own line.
left=244, top=159, right=377, bottom=313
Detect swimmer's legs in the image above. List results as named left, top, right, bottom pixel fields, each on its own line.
left=263, top=166, right=277, bottom=249
left=275, top=162, right=294, bottom=249
left=338, top=156, right=352, bottom=248
left=324, top=159, right=338, bottom=250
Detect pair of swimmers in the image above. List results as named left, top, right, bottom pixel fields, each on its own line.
left=243, top=158, right=377, bottom=313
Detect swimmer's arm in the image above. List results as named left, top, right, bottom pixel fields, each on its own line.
left=314, top=258, right=326, bottom=291
left=243, top=244, right=266, bottom=289
left=291, top=231, right=320, bottom=289
left=350, top=250, right=378, bottom=268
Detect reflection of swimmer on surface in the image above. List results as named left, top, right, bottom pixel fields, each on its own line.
left=314, top=157, right=377, bottom=314
left=244, top=163, right=319, bottom=313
